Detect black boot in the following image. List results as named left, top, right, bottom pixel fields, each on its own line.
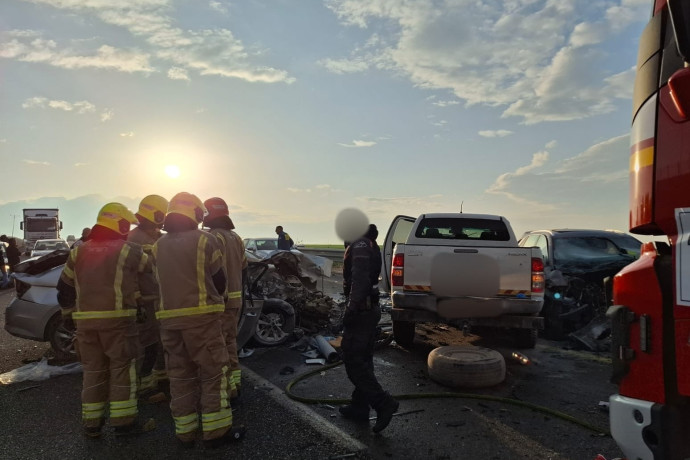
left=339, top=404, right=370, bottom=422
left=372, top=397, right=399, bottom=433
left=203, top=425, right=247, bottom=449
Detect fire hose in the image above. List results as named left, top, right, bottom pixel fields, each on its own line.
left=284, top=360, right=610, bottom=436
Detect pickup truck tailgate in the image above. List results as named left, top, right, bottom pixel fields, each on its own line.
left=404, top=246, right=533, bottom=297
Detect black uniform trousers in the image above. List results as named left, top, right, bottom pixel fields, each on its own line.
left=341, top=303, right=386, bottom=409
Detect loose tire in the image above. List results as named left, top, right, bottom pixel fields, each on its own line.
left=392, top=320, right=415, bottom=348
left=46, top=313, right=76, bottom=360
left=514, top=327, right=537, bottom=349
left=252, top=299, right=296, bottom=346
left=427, top=345, right=505, bottom=388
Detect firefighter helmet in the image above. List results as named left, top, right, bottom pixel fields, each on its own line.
left=96, top=203, right=138, bottom=235
left=168, top=192, right=206, bottom=223
left=203, top=197, right=229, bottom=221
left=137, top=194, right=169, bottom=225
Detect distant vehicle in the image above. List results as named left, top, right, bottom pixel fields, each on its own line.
left=517, top=229, right=642, bottom=339
left=30, top=239, right=70, bottom=258
left=243, top=237, right=300, bottom=260
left=20, top=208, right=62, bottom=254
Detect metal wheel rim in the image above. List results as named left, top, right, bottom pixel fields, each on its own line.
left=256, top=312, right=288, bottom=343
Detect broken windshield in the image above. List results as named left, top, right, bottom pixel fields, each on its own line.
left=553, top=236, right=636, bottom=268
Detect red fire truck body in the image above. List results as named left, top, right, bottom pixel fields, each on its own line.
left=609, top=1, right=690, bottom=458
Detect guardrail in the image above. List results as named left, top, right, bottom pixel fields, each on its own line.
left=297, top=247, right=344, bottom=262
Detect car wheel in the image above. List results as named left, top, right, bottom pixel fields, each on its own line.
left=252, top=299, right=296, bottom=346
left=542, top=298, right=566, bottom=340
left=428, top=345, right=505, bottom=388
left=392, top=320, right=415, bottom=348
left=514, top=327, right=537, bottom=349
left=46, top=313, right=76, bottom=360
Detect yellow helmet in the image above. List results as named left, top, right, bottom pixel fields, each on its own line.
left=137, top=194, right=169, bottom=225
left=96, top=203, right=138, bottom=235
left=168, top=192, right=206, bottom=223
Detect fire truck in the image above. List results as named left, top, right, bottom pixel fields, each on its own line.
left=608, top=1, right=690, bottom=459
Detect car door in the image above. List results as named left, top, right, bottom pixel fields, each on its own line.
left=381, top=215, right=416, bottom=292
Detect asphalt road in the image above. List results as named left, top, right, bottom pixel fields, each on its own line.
left=0, top=277, right=627, bottom=460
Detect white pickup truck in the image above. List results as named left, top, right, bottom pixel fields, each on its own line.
left=381, top=213, right=545, bottom=348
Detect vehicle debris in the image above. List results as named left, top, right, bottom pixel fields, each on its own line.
left=247, top=252, right=344, bottom=334
left=369, top=408, right=425, bottom=420
left=511, top=351, right=531, bottom=365
left=0, top=357, right=82, bottom=384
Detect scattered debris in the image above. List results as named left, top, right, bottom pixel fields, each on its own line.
left=369, top=409, right=425, bottom=420
left=511, top=351, right=531, bottom=365
left=305, top=358, right=326, bottom=365
left=16, top=385, right=40, bottom=392
left=0, top=357, right=82, bottom=384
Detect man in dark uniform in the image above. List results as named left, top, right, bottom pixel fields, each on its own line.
left=340, top=224, right=399, bottom=433
left=275, top=225, right=293, bottom=250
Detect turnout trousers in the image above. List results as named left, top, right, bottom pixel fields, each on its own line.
left=340, top=305, right=387, bottom=410
left=77, top=324, right=139, bottom=428
left=221, top=298, right=241, bottom=397
left=160, top=319, right=232, bottom=442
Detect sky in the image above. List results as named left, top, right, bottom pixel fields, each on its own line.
left=0, top=0, right=652, bottom=244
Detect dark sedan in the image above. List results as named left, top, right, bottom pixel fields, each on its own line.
left=518, top=229, right=642, bottom=339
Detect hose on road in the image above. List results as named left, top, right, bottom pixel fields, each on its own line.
left=284, top=360, right=611, bottom=437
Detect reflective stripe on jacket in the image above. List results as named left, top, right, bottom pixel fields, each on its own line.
left=208, top=228, right=247, bottom=308
left=60, top=240, right=148, bottom=329
left=153, top=229, right=225, bottom=327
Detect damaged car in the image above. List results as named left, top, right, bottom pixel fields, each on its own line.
left=518, top=229, right=642, bottom=343
left=5, top=251, right=263, bottom=359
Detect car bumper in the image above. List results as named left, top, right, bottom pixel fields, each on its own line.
left=392, top=291, right=544, bottom=317
left=4, top=297, right=58, bottom=342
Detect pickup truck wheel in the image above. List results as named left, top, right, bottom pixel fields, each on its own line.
left=514, top=328, right=537, bottom=349
left=392, top=320, right=415, bottom=348
left=542, top=299, right=566, bottom=340
left=428, top=346, right=505, bottom=388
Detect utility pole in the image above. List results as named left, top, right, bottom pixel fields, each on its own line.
left=10, top=214, right=17, bottom=238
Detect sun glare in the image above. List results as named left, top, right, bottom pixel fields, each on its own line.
left=165, top=164, right=181, bottom=178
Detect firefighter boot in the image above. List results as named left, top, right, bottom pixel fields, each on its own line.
left=339, top=404, right=370, bottom=422
left=203, top=425, right=247, bottom=449
left=372, top=396, right=399, bottom=433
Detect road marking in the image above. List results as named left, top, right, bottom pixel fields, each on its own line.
left=242, top=366, right=368, bottom=454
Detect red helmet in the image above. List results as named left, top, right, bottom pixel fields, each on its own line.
left=203, top=197, right=229, bottom=221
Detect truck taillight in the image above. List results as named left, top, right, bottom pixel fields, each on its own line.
left=531, top=257, right=544, bottom=293
left=392, top=254, right=404, bottom=287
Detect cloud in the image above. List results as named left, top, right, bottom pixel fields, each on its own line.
left=338, top=139, right=377, bottom=148
left=22, top=96, right=97, bottom=114
left=209, top=1, right=228, bottom=15
left=432, top=99, right=460, bottom=107
left=1, top=33, right=155, bottom=73
left=24, top=159, right=51, bottom=166
left=486, top=134, right=629, bottom=213
left=120, top=131, right=135, bottom=137
left=479, top=129, right=513, bottom=138
left=7, top=1, right=293, bottom=84
left=319, top=58, right=369, bottom=74
left=325, top=0, right=648, bottom=124
left=287, top=187, right=312, bottom=193
left=100, top=109, right=114, bottom=122
left=167, top=66, right=190, bottom=81
left=545, top=140, right=558, bottom=149
left=74, top=162, right=88, bottom=167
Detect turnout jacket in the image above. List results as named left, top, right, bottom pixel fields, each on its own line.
left=59, top=239, right=148, bottom=330
left=207, top=227, right=247, bottom=309
left=152, top=229, right=226, bottom=329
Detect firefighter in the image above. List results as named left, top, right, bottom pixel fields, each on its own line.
left=152, top=192, right=244, bottom=448
left=127, top=194, right=168, bottom=399
left=57, top=203, right=151, bottom=437
left=340, top=224, right=399, bottom=433
left=203, top=197, right=247, bottom=400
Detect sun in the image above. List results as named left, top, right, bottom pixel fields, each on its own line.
left=164, top=164, right=181, bottom=178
